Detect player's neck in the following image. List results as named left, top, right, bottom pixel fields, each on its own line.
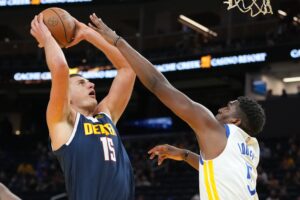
left=72, top=105, right=95, bottom=117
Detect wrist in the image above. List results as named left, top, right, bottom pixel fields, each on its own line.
left=44, top=35, right=54, bottom=45
left=179, top=149, right=186, bottom=161
left=182, top=150, right=190, bottom=162
left=114, top=35, right=122, bottom=47
left=83, top=28, right=93, bottom=39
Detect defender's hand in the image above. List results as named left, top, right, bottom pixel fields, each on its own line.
left=88, top=13, right=119, bottom=46
left=148, top=144, right=185, bottom=165
left=30, top=14, right=52, bottom=48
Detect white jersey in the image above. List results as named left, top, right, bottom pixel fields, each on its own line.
left=198, top=124, right=260, bottom=200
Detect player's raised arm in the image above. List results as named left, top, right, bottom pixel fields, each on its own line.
left=88, top=14, right=226, bottom=158
left=0, top=183, right=21, bottom=200
left=30, top=14, right=73, bottom=149
left=67, top=19, right=135, bottom=124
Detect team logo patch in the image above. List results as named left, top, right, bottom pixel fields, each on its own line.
left=94, top=114, right=104, bottom=119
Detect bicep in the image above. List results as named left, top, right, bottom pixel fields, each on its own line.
left=153, top=82, right=216, bottom=131
left=154, top=83, right=227, bottom=158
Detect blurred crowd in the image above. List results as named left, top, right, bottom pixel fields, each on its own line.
left=0, top=142, right=65, bottom=197
left=0, top=133, right=299, bottom=200
left=257, top=137, right=300, bottom=200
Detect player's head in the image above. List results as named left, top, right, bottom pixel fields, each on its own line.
left=69, top=74, right=98, bottom=112
left=216, top=96, right=265, bottom=136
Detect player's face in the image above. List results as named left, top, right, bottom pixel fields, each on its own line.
left=69, top=76, right=98, bottom=111
left=215, top=100, right=240, bottom=124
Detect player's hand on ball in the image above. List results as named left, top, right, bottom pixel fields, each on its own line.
left=66, top=18, right=89, bottom=48
left=30, top=14, right=52, bottom=48
left=88, top=13, right=119, bottom=46
left=148, top=144, right=185, bottom=165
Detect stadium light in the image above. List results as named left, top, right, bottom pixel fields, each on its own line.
left=278, top=10, right=287, bottom=17
left=283, top=76, right=300, bottom=83
left=178, top=15, right=218, bottom=37
left=15, top=130, right=21, bottom=135
left=293, top=16, right=300, bottom=23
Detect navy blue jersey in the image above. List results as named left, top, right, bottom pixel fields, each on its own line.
left=53, top=112, right=134, bottom=200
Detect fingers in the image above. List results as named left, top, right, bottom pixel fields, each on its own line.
left=89, top=14, right=99, bottom=27
left=89, top=13, right=106, bottom=30
left=147, top=145, right=170, bottom=165
left=148, top=146, right=157, bottom=154
left=148, top=145, right=168, bottom=161
left=158, top=155, right=167, bottom=166
left=148, top=145, right=167, bottom=154
left=31, top=15, right=42, bottom=34
left=30, top=18, right=35, bottom=29
left=92, top=13, right=99, bottom=19
left=148, top=146, right=160, bottom=154
left=88, top=22, right=98, bottom=32
left=149, top=151, right=167, bottom=165
left=37, top=13, right=43, bottom=24
left=30, top=16, right=39, bottom=37
left=89, top=13, right=100, bottom=27
left=30, top=15, right=45, bottom=47
left=149, top=152, right=158, bottom=160
left=31, top=15, right=38, bottom=30
left=33, top=15, right=39, bottom=28
left=30, top=28, right=36, bottom=37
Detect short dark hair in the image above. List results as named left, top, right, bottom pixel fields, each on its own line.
left=236, top=96, right=266, bottom=135
left=69, top=73, right=83, bottom=78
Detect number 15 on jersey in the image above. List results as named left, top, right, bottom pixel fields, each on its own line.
left=100, top=137, right=116, bottom=162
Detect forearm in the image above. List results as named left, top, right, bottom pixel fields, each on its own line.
left=44, top=37, right=69, bottom=74
left=85, top=30, right=130, bottom=70
left=0, top=183, right=21, bottom=200
left=183, top=150, right=200, bottom=171
left=116, top=38, right=168, bottom=92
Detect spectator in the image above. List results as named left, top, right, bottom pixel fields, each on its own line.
left=266, top=190, right=280, bottom=200
left=281, top=89, right=287, bottom=98
left=17, top=163, right=35, bottom=176
left=191, top=194, right=200, bottom=200
left=260, top=142, right=271, bottom=159
left=266, top=89, right=273, bottom=99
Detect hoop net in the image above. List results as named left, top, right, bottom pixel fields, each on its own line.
left=224, top=0, right=273, bottom=17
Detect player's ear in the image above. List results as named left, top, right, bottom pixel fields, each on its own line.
left=229, top=118, right=241, bottom=126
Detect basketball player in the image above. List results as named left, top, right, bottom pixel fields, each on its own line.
left=30, top=14, right=136, bottom=200
left=88, top=13, right=266, bottom=199
left=0, top=183, right=20, bottom=200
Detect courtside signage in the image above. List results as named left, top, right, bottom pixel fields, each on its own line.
left=13, top=52, right=268, bottom=81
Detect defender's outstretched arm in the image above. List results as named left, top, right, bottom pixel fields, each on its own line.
left=88, top=14, right=226, bottom=158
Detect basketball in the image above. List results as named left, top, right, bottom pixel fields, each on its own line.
left=41, top=7, right=76, bottom=47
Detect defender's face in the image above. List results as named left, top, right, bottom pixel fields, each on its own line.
left=69, top=76, right=97, bottom=110
left=215, top=100, right=239, bottom=124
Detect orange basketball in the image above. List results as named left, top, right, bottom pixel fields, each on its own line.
left=41, top=7, right=76, bottom=48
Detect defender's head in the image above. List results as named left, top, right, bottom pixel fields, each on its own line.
left=216, top=96, right=265, bottom=136
left=69, top=74, right=97, bottom=112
